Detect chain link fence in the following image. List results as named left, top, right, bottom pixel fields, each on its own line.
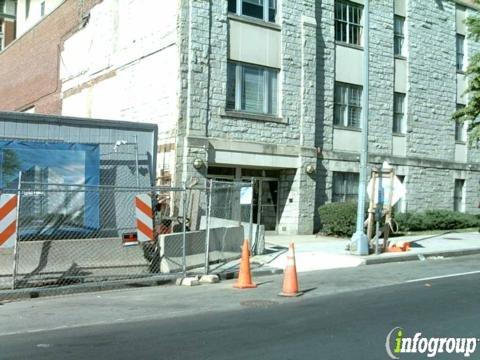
left=202, top=180, right=255, bottom=273
left=0, top=180, right=253, bottom=300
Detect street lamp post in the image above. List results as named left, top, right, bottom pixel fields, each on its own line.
left=351, top=0, right=370, bottom=255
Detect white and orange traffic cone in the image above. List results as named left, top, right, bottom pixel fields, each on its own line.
left=279, top=242, right=303, bottom=297
left=233, top=239, right=257, bottom=289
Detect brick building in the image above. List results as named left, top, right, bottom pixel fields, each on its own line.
left=0, top=0, right=479, bottom=235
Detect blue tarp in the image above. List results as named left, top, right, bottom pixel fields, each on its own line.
left=0, top=140, right=100, bottom=235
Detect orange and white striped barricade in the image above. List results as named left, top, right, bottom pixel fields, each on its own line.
left=0, top=194, right=19, bottom=249
left=135, top=193, right=154, bottom=243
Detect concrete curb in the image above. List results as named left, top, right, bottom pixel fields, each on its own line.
left=0, top=275, right=178, bottom=302
left=363, top=247, right=480, bottom=265
left=217, top=266, right=283, bottom=280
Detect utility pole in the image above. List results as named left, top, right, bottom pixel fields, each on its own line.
left=351, top=0, right=370, bottom=255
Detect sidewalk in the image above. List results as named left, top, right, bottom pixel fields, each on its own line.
left=214, top=231, right=480, bottom=276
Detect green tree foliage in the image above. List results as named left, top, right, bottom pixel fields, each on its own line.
left=453, top=2, right=480, bottom=145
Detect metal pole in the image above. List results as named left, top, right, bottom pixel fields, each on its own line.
left=375, top=172, right=383, bottom=255
left=181, top=187, right=187, bottom=276
left=351, top=0, right=370, bottom=255
left=204, top=179, right=213, bottom=274
left=248, top=178, right=254, bottom=253
left=12, top=171, right=22, bottom=290
left=134, top=135, right=140, bottom=187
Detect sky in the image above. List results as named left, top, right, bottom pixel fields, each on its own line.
left=0, top=146, right=87, bottom=187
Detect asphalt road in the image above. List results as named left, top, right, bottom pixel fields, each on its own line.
left=2, top=258, right=480, bottom=359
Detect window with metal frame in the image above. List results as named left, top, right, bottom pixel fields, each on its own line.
left=454, top=179, right=465, bottom=212
left=393, top=93, right=406, bottom=134
left=334, top=82, right=362, bottom=128
left=335, top=0, right=363, bottom=46
left=228, top=0, right=277, bottom=23
left=332, top=172, right=359, bottom=203
left=455, top=104, right=467, bottom=142
left=394, top=15, right=405, bottom=57
left=457, top=34, right=465, bottom=72
left=227, top=61, right=278, bottom=116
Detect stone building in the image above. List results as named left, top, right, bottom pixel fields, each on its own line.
left=0, top=0, right=479, bottom=235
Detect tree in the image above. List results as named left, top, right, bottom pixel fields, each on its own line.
left=453, top=2, right=480, bottom=146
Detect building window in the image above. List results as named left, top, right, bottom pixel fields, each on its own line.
left=393, top=175, right=406, bottom=213
left=335, top=1, right=363, bottom=46
left=334, top=82, right=362, bottom=128
left=332, top=172, right=359, bottom=203
left=394, top=15, right=405, bottom=57
left=25, top=0, right=30, bottom=18
left=228, top=0, right=277, bottom=23
left=457, top=34, right=465, bottom=72
left=455, top=104, right=467, bottom=143
left=227, top=62, right=278, bottom=116
left=454, top=179, right=465, bottom=212
left=393, top=93, right=406, bottom=134
left=40, top=1, right=45, bottom=17
left=0, top=21, right=3, bottom=51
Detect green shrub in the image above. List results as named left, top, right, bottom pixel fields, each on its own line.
left=395, top=210, right=480, bottom=232
left=318, top=203, right=480, bottom=236
left=318, top=202, right=359, bottom=237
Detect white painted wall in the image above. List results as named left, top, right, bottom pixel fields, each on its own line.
left=335, top=45, right=363, bottom=86
left=457, top=73, right=467, bottom=104
left=395, top=58, right=407, bottom=93
left=455, top=143, right=467, bottom=163
left=395, top=0, right=407, bottom=16
left=333, top=128, right=361, bottom=152
left=456, top=5, right=466, bottom=35
left=392, top=135, right=406, bottom=157
left=16, top=0, right=64, bottom=37
left=60, top=0, right=180, bottom=177
left=229, top=19, right=281, bottom=68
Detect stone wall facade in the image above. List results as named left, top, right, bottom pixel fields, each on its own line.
left=0, top=0, right=479, bottom=235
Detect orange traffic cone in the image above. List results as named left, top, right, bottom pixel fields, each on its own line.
left=279, top=242, right=303, bottom=297
left=233, top=239, right=257, bottom=289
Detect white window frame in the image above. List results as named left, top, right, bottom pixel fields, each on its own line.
left=394, top=15, right=406, bottom=57
left=334, top=82, right=362, bottom=128
left=227, top=61, right=279, bottom=116
left=335, top=0, right=363, bottom=46
left=228, top=0, right=277, bottom=23
left=393, top=92, right=406, bottom=134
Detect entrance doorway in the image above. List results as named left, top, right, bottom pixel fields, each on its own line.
left=252, top=179, right=279, bottom=233
left=207, top=166, right=282, bottom=233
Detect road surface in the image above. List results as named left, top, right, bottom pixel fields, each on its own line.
left=1, top=255, right=480, bottom=359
